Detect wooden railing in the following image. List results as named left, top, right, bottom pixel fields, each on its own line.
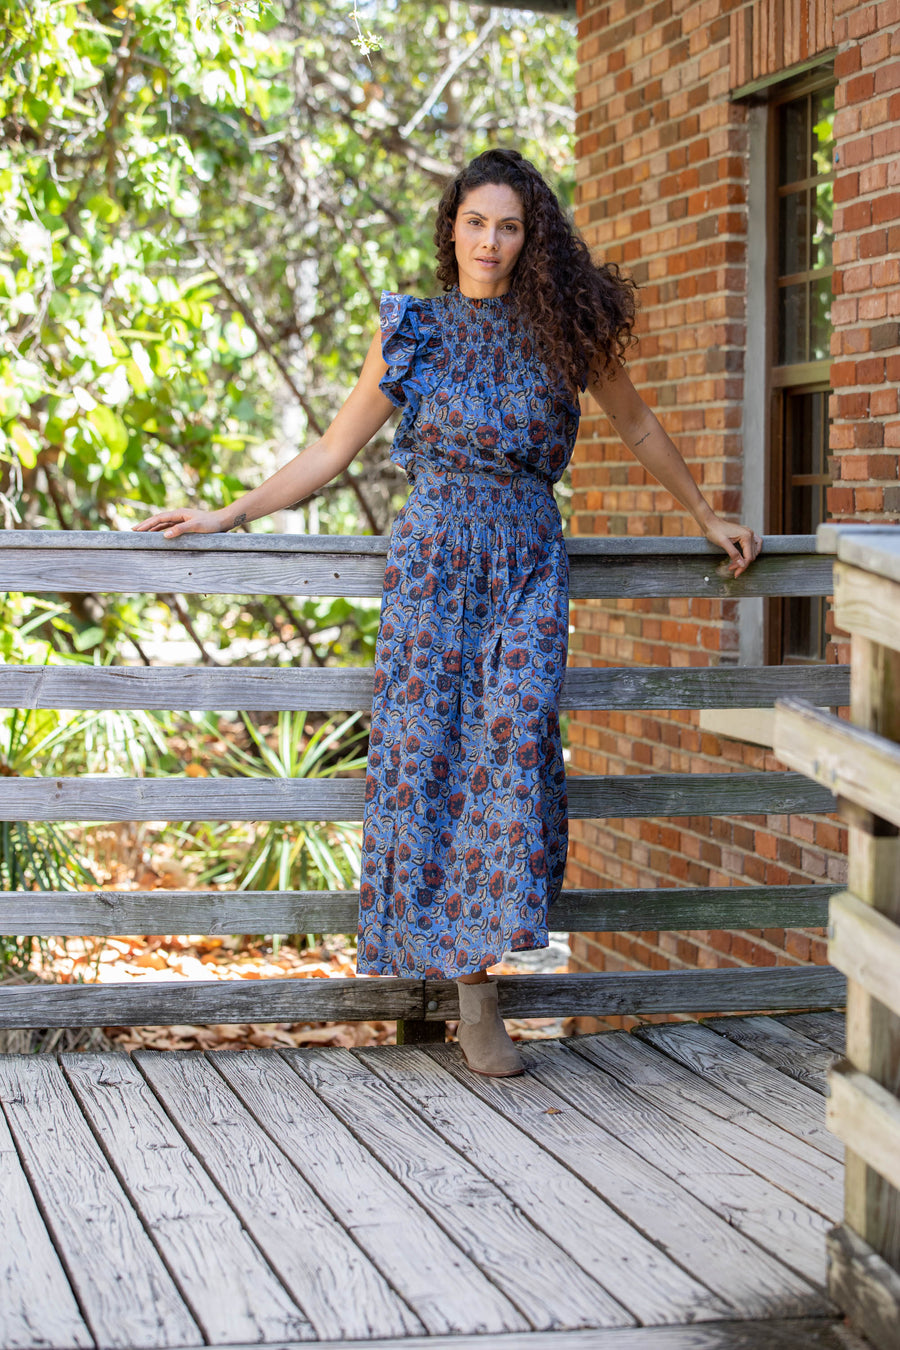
left=0, top=530, right=848, bottom=1039
left=775, top=522, right=900, bottom=1350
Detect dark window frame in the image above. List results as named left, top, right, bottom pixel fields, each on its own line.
left=764, top=64, right=835, bottom=667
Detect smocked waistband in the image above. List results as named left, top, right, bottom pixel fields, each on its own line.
left=408, top=465, right=555, bottom=493
left=402, top=466, right=559, bottom=524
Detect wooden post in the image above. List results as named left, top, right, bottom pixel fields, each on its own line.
left=775, top=530, right=900, bottom=1350
left=395, top=1019, right=446, bottom=1045
left=842, top=633, right=900, bottom=1271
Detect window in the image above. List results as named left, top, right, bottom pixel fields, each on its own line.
left=767, top=71, right=835, bottom=665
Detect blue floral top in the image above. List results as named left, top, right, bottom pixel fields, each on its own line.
left=378, top=286, right=582, bottom=486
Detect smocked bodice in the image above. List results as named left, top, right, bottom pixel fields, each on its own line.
left=378, top=286, right=581, bottom=486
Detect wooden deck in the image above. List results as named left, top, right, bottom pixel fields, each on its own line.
left=0, top=1011, right=857, bottom=1350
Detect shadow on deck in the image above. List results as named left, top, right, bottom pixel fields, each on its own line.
left=1, top=1011, right=854, bottom=1350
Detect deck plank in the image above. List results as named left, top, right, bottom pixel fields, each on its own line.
left=133, top=1050, right=422, bottom=1342
left=0, top=1103, right=93, bottom=1350
left=282, top=1046, right=634, bottom=1333
left=356, top=1044, right=729, bottom=1325
left=702, top=1016, right=835, bottom=1094
left=511, top=1038, right=833, bottom=1291
left=406, top=1042, right=826, bottom=1317
left=146, top=1318, right=855, bottom=1349
left=636, top=1023, right=842, bottom=1161
left=0, top=1055, right=199, bottom=1350
left=60, top=1052, right=312, bottom=1345
left=568, top=1033, right=842, bottom=1216
left=776, top=1011, right=846, bottom=1055
left=2, top=1037, right=853, bottom=1350
left=210, top=1048, right=530, bottom=1338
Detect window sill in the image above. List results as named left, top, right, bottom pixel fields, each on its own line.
left=700, top=706, right=831, bottom=749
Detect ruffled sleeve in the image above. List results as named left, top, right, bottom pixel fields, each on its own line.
left=378, top=291, right=430, bottom=409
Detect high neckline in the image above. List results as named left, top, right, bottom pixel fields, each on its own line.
left=449, top=284, right=514, bottom=311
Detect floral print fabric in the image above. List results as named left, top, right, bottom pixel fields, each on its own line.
left=356, top=287, right=581, bottom=978
left=377, top=286, right=581, bottom=486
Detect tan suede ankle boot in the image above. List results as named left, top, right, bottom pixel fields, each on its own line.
left=455, top=977, right=524, bottom=1077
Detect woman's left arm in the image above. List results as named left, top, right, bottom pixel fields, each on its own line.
left=587, top=362, right=762, bottom=578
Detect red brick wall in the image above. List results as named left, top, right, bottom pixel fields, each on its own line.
left=567, top=0, right=868, bottom=1026
left=730, top=0, right=834, bottom=87
left=828, top=0, right=900, bottom=533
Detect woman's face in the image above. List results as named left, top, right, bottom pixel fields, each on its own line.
left=450, top=183, right=526, bottom=298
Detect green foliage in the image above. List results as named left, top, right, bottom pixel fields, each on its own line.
left=0, top=0, right=290, bottom=528
left=1, top=0, right=574, bottom=543
left=0, top=703, right=101, bottom=972
left=163, top=708, right=369, bottom=947
left=176, top=708, right=368, bottom=893
left=0, top=2, right=575, bottom=929
left=1, top=0, right=575, bottom=675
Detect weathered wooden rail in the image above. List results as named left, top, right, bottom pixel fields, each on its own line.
left=775, top=523, right=900, bottom=1350
left=0, top=529, right=848, bottom=1037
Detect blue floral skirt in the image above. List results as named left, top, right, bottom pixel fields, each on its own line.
left=357, top=466, right=569, bottom=978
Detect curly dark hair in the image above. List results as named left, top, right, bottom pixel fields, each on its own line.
left=434, top=148, right=638, bottom=397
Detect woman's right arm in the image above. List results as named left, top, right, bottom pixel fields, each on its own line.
left=132, top=333, right=395, bottom=537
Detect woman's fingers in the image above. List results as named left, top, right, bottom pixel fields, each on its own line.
left=132, top=514, right=175, bottom=532
left=729, top=527, right=763, bottom=577
left=132, top=511, right=192, bottom=533
left=707, top=521, right=763, bottom=578
left=132, top=509, right=220, bottom=538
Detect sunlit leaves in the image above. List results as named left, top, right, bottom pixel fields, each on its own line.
left=1, top=0, right=574, bottom=670
left=0, top=0, right=290, bottom=520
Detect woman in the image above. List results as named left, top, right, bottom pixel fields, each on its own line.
left=135, top=148, right=761, bottom=1078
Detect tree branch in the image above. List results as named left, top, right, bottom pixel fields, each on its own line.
left=164, top=592, right=225, bottom=667
left=191, top=240, right=383, bottom=535
left=399, top=12, right=498, bottom=139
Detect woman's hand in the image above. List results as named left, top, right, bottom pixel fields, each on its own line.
left=132, top=507, right=228, bottom=539
left=701, top=514, right=762, bottom=579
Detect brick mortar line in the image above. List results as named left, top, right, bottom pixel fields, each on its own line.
left=824, top=386, right=900, bottom=396
left=576, top=69, right=738, bottom=112
left=568, top=856, right=844, bottom=883
left=580, top=395, right=748, bottom=409
left=568, top=801, right=844, bottom=835
left=569, top=814, right=844, bottom=842
left=582, top=149, right=746, bottom=172
left=833, top=148, right=900, bottom=176
left=578, top=234, right=752, bottom=256
left=830, top=484, right=900, bottom=491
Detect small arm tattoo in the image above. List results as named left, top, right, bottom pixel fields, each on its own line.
left=230, top=512, right=247, bottom=530
left=633, top=430, right=651, bottom=447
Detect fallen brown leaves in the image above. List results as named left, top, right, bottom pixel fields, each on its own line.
left=28, top=934, right=570, bottom=1054
left=109, top=1018, right=398, bottom=1054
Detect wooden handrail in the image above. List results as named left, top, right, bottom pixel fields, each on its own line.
left=0, top=967, right=846, bottom=1031
left=0, top=662, right=851, bottom=713
left=0, top=530, right=833, bottom=598
left=0, top=771, right=836, bottom=823
left=0, top=884, right=837, bottom=938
